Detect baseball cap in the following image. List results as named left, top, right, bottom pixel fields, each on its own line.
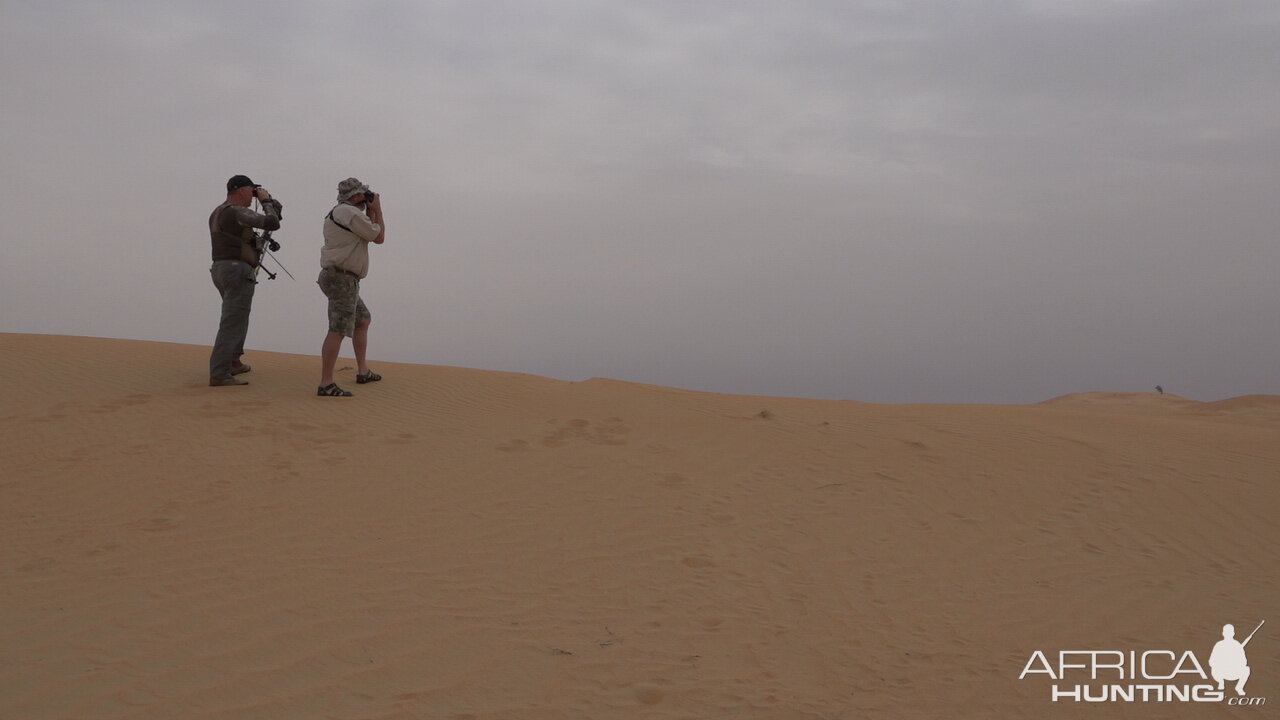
left=226, top=174, right=260, bottom=193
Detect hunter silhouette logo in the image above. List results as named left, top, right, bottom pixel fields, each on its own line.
left=1211, top=621, right=1262, bottom=697
left=1019, top=619, right=1266, bottom=705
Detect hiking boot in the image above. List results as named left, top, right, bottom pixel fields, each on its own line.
left=210, top=376, right=249, bottom=387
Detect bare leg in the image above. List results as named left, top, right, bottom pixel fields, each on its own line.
left=353, top=319, right=371, bottom=375
left=320, top=332, right=345, bottom=386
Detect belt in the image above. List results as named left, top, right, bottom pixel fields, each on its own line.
left=324, top=266, right=360, bottom=278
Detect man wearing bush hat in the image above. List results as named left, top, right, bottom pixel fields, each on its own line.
left=316, top=177, right=385, bottom=397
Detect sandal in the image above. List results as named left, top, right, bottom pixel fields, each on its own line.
left=317, top=383, right=353, bottom=397
left=356, top=370, right=382, bottom=384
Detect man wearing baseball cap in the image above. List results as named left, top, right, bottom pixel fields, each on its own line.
left=207, top=174, right=281, bottom=386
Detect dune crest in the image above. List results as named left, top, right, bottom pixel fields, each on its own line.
left=1038, top=390, right=1198, bottom=407
left=1199, top=394, right=1280, bottom=415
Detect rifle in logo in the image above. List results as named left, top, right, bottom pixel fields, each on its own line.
left=1245, top=620, right=1266, bottom=646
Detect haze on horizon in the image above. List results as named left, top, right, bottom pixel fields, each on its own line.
left=3, top=0, right=1278, bottom=404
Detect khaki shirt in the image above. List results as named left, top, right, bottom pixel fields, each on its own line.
left=320, top=203, right=381, bottom=279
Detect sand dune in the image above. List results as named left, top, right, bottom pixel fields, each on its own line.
left=1037, top=391, right=1201, bottom=412
left=1200, top=394, right=1280, bottom=417
left=2, top=333, right=1276, bottom=718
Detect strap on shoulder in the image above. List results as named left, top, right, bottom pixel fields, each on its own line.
left=326, top=205, right=354, bottom=233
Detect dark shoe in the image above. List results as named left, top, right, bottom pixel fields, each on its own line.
left=317, top=383, right=353, bottom=397
left=210, top=376, right=249, bottom=387
left=230, top=361, right=252, bottom=375
left=356, top=369, right=382, bottom=384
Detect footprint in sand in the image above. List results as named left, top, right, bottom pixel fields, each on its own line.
left=539, top=418, right=632, bottom=448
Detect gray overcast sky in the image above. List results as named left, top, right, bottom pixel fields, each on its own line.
left=2, top=0, right=1278, bottom=403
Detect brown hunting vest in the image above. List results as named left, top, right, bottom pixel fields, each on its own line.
left=209, top=202, right=260, bottom=264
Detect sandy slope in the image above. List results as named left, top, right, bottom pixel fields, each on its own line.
left=1, top=333, right=1276, bottom=719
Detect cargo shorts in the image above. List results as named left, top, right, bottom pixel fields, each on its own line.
left=317, top=267, right=371, bottom=338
